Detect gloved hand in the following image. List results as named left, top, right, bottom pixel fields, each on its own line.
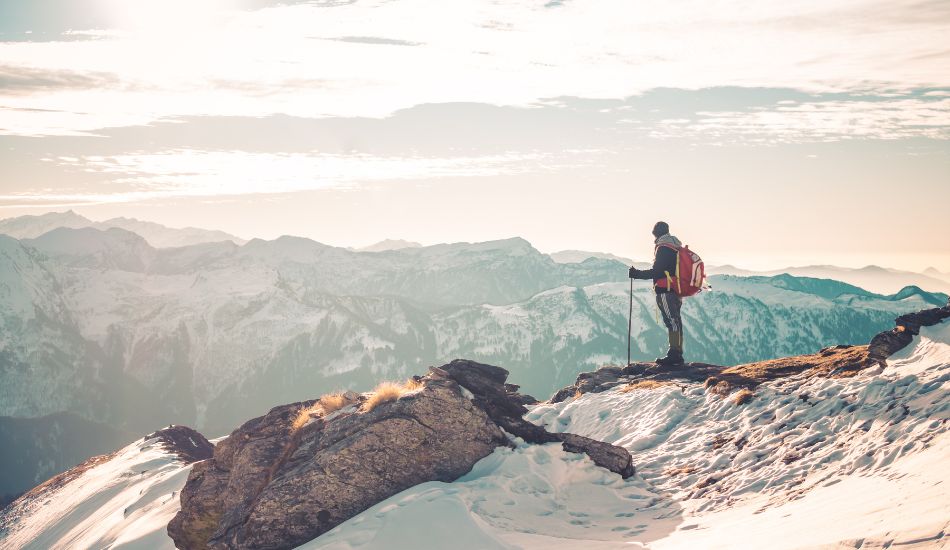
left=629, top=266, right=641, bottom=279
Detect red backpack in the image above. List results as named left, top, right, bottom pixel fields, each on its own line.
left=654, top=243, right=706, bottom=297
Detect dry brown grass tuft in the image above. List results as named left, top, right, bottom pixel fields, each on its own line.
left=292, top=404, right=320, bottom=431
left=318, top=393, right=349, bottom=415
left=362, top=379, right=422, bottom=412
left=721, top=345, right=872, bottom=382
left=732, top=388, right=754, bottom=406
left=620, top=380, right=670, bottom=393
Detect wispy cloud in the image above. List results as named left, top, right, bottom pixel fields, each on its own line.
left=0, top=64, right=120, bottom=95
left=0, top=0, right=947, bottom=136
left=638, top=96, right=950, bottom=144
left=0, top=149, right=562, bottom=205
left=319, top=36, right=424, bottom=47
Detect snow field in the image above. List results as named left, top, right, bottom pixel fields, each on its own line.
left=0, top=437, right=189, bottom=550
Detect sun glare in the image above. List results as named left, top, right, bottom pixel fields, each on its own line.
left=99, top=0, right=236, bottom=33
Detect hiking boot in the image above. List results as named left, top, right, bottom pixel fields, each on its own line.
left=655, top=351, right=685, bottom=367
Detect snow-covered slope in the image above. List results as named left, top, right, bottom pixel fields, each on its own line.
left=3, top=320, right=946, bottom=550
left=0, top=436, right=191, bottom=550
left=0, top=235, right=101, bottom=421
left=301, top=318, right=950, bottom=549
left=0, top=413, right=136, bottom=502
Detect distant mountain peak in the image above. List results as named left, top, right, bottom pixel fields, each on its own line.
left=0, top=212, right=245, bottom=248
left=358, top=239, right=423, bottom=252
left=549, top=249, right=635, bottom=265
left=856, top=265, right=893, bottom=273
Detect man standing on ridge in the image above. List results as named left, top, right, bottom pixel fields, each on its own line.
left=629, top=221, right=686, bottom=366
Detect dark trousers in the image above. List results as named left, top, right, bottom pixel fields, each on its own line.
left=656, top=292, right=683, bottom=353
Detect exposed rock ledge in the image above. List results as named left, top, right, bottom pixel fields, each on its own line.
left=146, top=425, right=215, bottom=463
left=168, top=360, right=633, bottom=550
left=551, top=303, right=950, bottom=403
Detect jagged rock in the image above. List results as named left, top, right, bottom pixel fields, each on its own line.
left=169, top=360, right=634, bottom=550
left=146, top=425, right=214, bottom=463
left=441, top=360, right=635, bottom=478
left=869, top=306, right=950, bottom=363
left=894, top=305, right=950, bottom=334
left=558, top=433, right=635, bottom=478
left=868, top=326, right=914, bottom=363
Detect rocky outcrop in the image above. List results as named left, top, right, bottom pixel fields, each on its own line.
left=869, top=305, right=950, bottom=362
left=169, top=360, right=634, bottom=550
left=438, top=360, right=634, bottom=478
left=551, top=362, right=724, bottom=403
left=146, top=425, right=214, bottom=463
left=552, top=304, right=950, bottom=403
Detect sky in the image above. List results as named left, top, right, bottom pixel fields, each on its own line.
left=0, top=0, right=948, bottom=270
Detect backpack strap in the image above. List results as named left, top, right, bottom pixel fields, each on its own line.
left=654, top=242, right=680, bottom=253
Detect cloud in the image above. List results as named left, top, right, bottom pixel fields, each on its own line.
left=641, top=96, right=950, bottom=144
left=0, top=149, right=564, bottom=206
left=0, top=0, right=947, bottom=136
left=320, top=36, right=423, bottom=47
left=0, top=64, right=119, bottom=94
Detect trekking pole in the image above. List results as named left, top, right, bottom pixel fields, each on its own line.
left=627, top=277, right=633, bottom=365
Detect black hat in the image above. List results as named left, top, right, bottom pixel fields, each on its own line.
left=652, top=221, right=669, bottom=238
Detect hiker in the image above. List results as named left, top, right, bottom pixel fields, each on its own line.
left=628, top=221, right=686, bottom=366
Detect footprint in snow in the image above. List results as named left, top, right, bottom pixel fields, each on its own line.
left=532, top=448, right=551, bottom=465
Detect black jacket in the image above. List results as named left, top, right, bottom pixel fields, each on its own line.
left=632, top=234, right=681, bottom=293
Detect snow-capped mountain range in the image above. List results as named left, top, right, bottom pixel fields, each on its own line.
left=0, top=221, right=946, bottom=441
